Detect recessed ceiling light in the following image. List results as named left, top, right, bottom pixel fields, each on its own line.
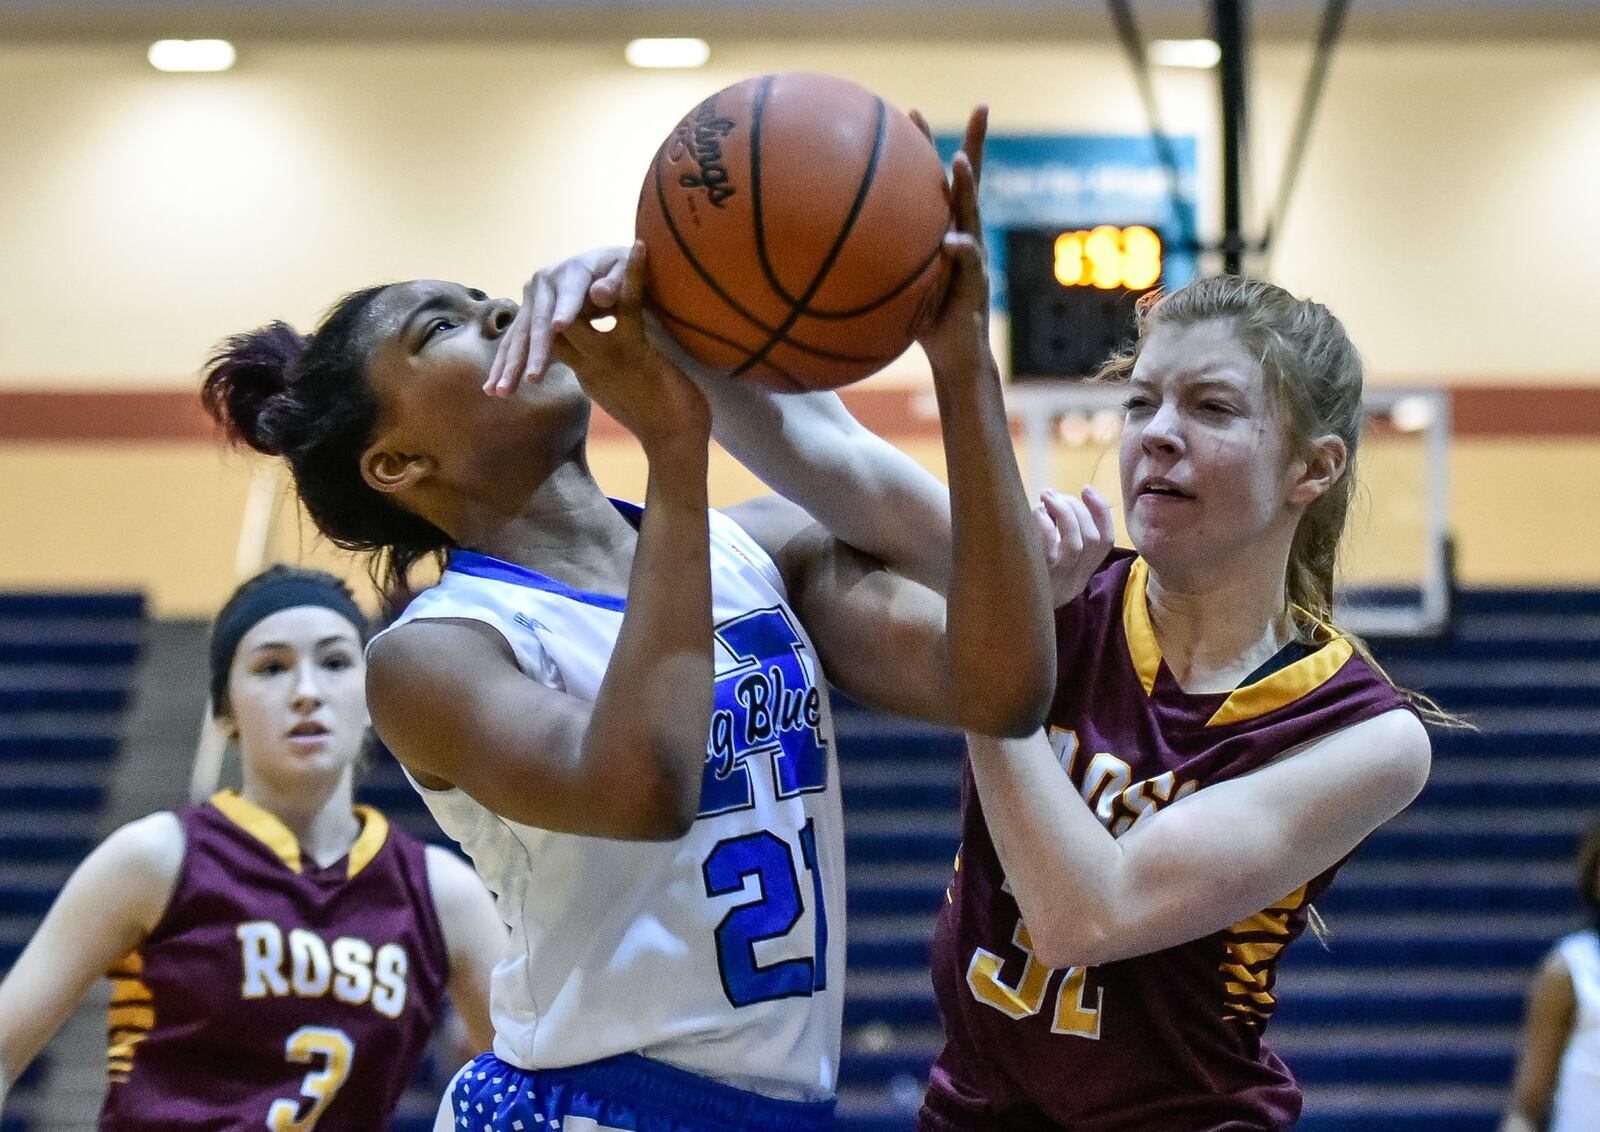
left=148, top=39, right=237, bottom=74
left=1150, top=39, right=1222, bottom=69
left=625, top=38, right=711, bottom=70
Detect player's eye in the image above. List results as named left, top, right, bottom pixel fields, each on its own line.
left=422, top=317, right=456, bottom=344
left=1122, top=395, right=1154, bottom=414
left=254, top=659, right=288, bottom=676
left=321, top=652, right=356, bottom=672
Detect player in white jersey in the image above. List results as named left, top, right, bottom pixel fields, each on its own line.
left=202, top=109, right=1055, bottom=1131
left=374, top=507, right=848, bottom=1102
left=1503, top=814, right=1600, bottom=1132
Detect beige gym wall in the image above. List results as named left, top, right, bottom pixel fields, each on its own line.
left=1, top=36, right=1595, bottom=613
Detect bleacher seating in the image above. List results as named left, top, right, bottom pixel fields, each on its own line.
left=0, top=592, right=144, bottom=1132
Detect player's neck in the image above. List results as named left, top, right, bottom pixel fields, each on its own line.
left=450, top=460, right=640, bottom=597
left=240, top=777, right=362, bottom=870
left=1143, top=553, right=1294, bottom=695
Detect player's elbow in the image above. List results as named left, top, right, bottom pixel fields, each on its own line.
left=957, top=674, right=1055, bottom=738
left=948, top=639, right=1056, bottom=738
left=1027, top=913, right=1115, bottom=972
left=615, top=752, right=701, bottom=841
left=1008, top=886, right=1118, bottom=971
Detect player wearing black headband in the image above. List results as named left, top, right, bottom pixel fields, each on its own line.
left=0, top=565, right=508, bottom=1130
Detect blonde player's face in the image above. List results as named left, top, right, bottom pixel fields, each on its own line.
left=222, top=606, right=369, bottom=790
left=1119, top=318, right=1305, bottom=583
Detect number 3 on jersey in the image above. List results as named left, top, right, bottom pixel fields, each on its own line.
left=267, top=1026, right=353, bottom=1131
left=702, top=819, right=828, bottom=1007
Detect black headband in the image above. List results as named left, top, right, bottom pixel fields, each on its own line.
left=209, top=575, right=367, bottom=713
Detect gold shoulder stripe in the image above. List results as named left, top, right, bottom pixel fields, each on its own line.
left=211, top=789, right=301, bottom=873
left=346, top=806, right=390, bottom=879
left=1206, top=636, right=1355, bottom=727
left=1122, top=557, right=1161, bottom=696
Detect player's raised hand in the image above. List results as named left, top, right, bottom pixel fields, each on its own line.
left=556, top=241, right=711, bottom=458
left=908, top=104, right=994, bottom=381
left=487, top=245, right=630, bottom=397
left=1036, top=485, right=1117, bottom=607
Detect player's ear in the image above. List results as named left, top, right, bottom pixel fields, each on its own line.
left=1288, top=433, right=1348, bottom=507
left=361, top=442, right=433, bottom=497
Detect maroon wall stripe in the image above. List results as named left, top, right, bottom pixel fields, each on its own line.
left=0, top=385, right=1596, bottom=443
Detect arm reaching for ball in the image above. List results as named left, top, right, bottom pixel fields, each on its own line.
left=723, top=106, right=1055, bottom=735
left=475, top=107, right=1055, bottom=733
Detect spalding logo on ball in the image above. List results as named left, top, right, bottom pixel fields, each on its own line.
left=636, top=72, right=952, bottom=392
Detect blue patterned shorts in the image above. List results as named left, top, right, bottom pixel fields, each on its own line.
left=440, top=1051, right=836, bottom=1132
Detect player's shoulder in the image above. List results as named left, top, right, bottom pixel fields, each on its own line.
left=720, top=494, right=819, bottom=587
left=103, top=810, right=186, bottom=875
left=721, top=495, right=817, bottom=554
left=73, top=811, right=186, bottom=922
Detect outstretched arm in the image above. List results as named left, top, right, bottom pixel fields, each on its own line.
left=0, top=814, right=182, bottom=1112
left=727, top=108, right=1054, bottom=736
left=1500, top=949, right=1577, bottom=1132
left=969, top=710, right=1431, bottom=970
left=425, top=847, right=507, bottom=1054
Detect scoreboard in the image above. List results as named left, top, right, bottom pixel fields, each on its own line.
left=1005, top=224, right=1165, bottom=380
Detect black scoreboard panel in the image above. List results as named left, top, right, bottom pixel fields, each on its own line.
left=1005, top=225, right=1163, bottom=380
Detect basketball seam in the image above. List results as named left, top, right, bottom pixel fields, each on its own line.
left=796, top=236, right=946, bottom=319
left=749, top=77, right=945, bottom=321
left=654, top=303, right=904, bottom=370
left=648, top=159, right=789, bottom=338
left=647, top=150, right=902, bottom=365
left=732, top=94, right=889, bottom=379
left=653, top=308, right=809, bottom=392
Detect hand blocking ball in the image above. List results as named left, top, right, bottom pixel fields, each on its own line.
left=635, top=72, right=952, bottom=392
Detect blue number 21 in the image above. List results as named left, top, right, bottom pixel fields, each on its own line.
left=701, top=820, right=829, bottom=1007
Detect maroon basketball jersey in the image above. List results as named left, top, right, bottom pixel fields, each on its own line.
left=100, top=791, right=449, bottom=1131
left=924, top=551, right=1412, bottom=1132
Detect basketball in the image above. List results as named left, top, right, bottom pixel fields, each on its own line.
left=635, top=72, right=953, bottom=392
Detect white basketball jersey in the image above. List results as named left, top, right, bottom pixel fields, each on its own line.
left=1552, top=930, right=1600, bottom=1132
left=371, top=504, right=845, bottom=1102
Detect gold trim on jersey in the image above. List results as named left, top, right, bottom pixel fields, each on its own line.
left=1121, top=558, right=1164, bottom=696
left=1218, top=885, right=1308, bottom=1032
left=105, top=951, right=153, bottom=1084
left=1121, top=557, right=1354, bottom=726
left=346, top=806, right=389, bottom=879
left=210, top=791, right=389, bottom=879
left=1206, top=637, right=1354, bottom=727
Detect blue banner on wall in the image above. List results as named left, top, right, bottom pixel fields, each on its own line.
left=934, top=133, right=1199, bottom=309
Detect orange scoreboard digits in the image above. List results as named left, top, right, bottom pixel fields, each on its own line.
left=1007, top=224, right=1166, bottom=379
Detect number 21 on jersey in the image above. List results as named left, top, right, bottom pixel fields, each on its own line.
left=702, top=819, right=828, bottom=1007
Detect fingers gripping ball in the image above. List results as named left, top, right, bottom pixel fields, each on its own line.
left=635, top=72, right=953, bottom=392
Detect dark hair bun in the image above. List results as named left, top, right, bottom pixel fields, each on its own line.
left=200, top=321, right=310, bottom=456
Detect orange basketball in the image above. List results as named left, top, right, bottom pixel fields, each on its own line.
left=635, top=72, right=952, bottom=392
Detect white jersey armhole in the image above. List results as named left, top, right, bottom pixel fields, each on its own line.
left=369, top=595, right=561, bottom=689
left=710, top=507, right=790, bottom=600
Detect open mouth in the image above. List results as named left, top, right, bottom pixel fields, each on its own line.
left=1139, top=479, right=1194, bottom=500
left=288, top=721, right=329, bottom=740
